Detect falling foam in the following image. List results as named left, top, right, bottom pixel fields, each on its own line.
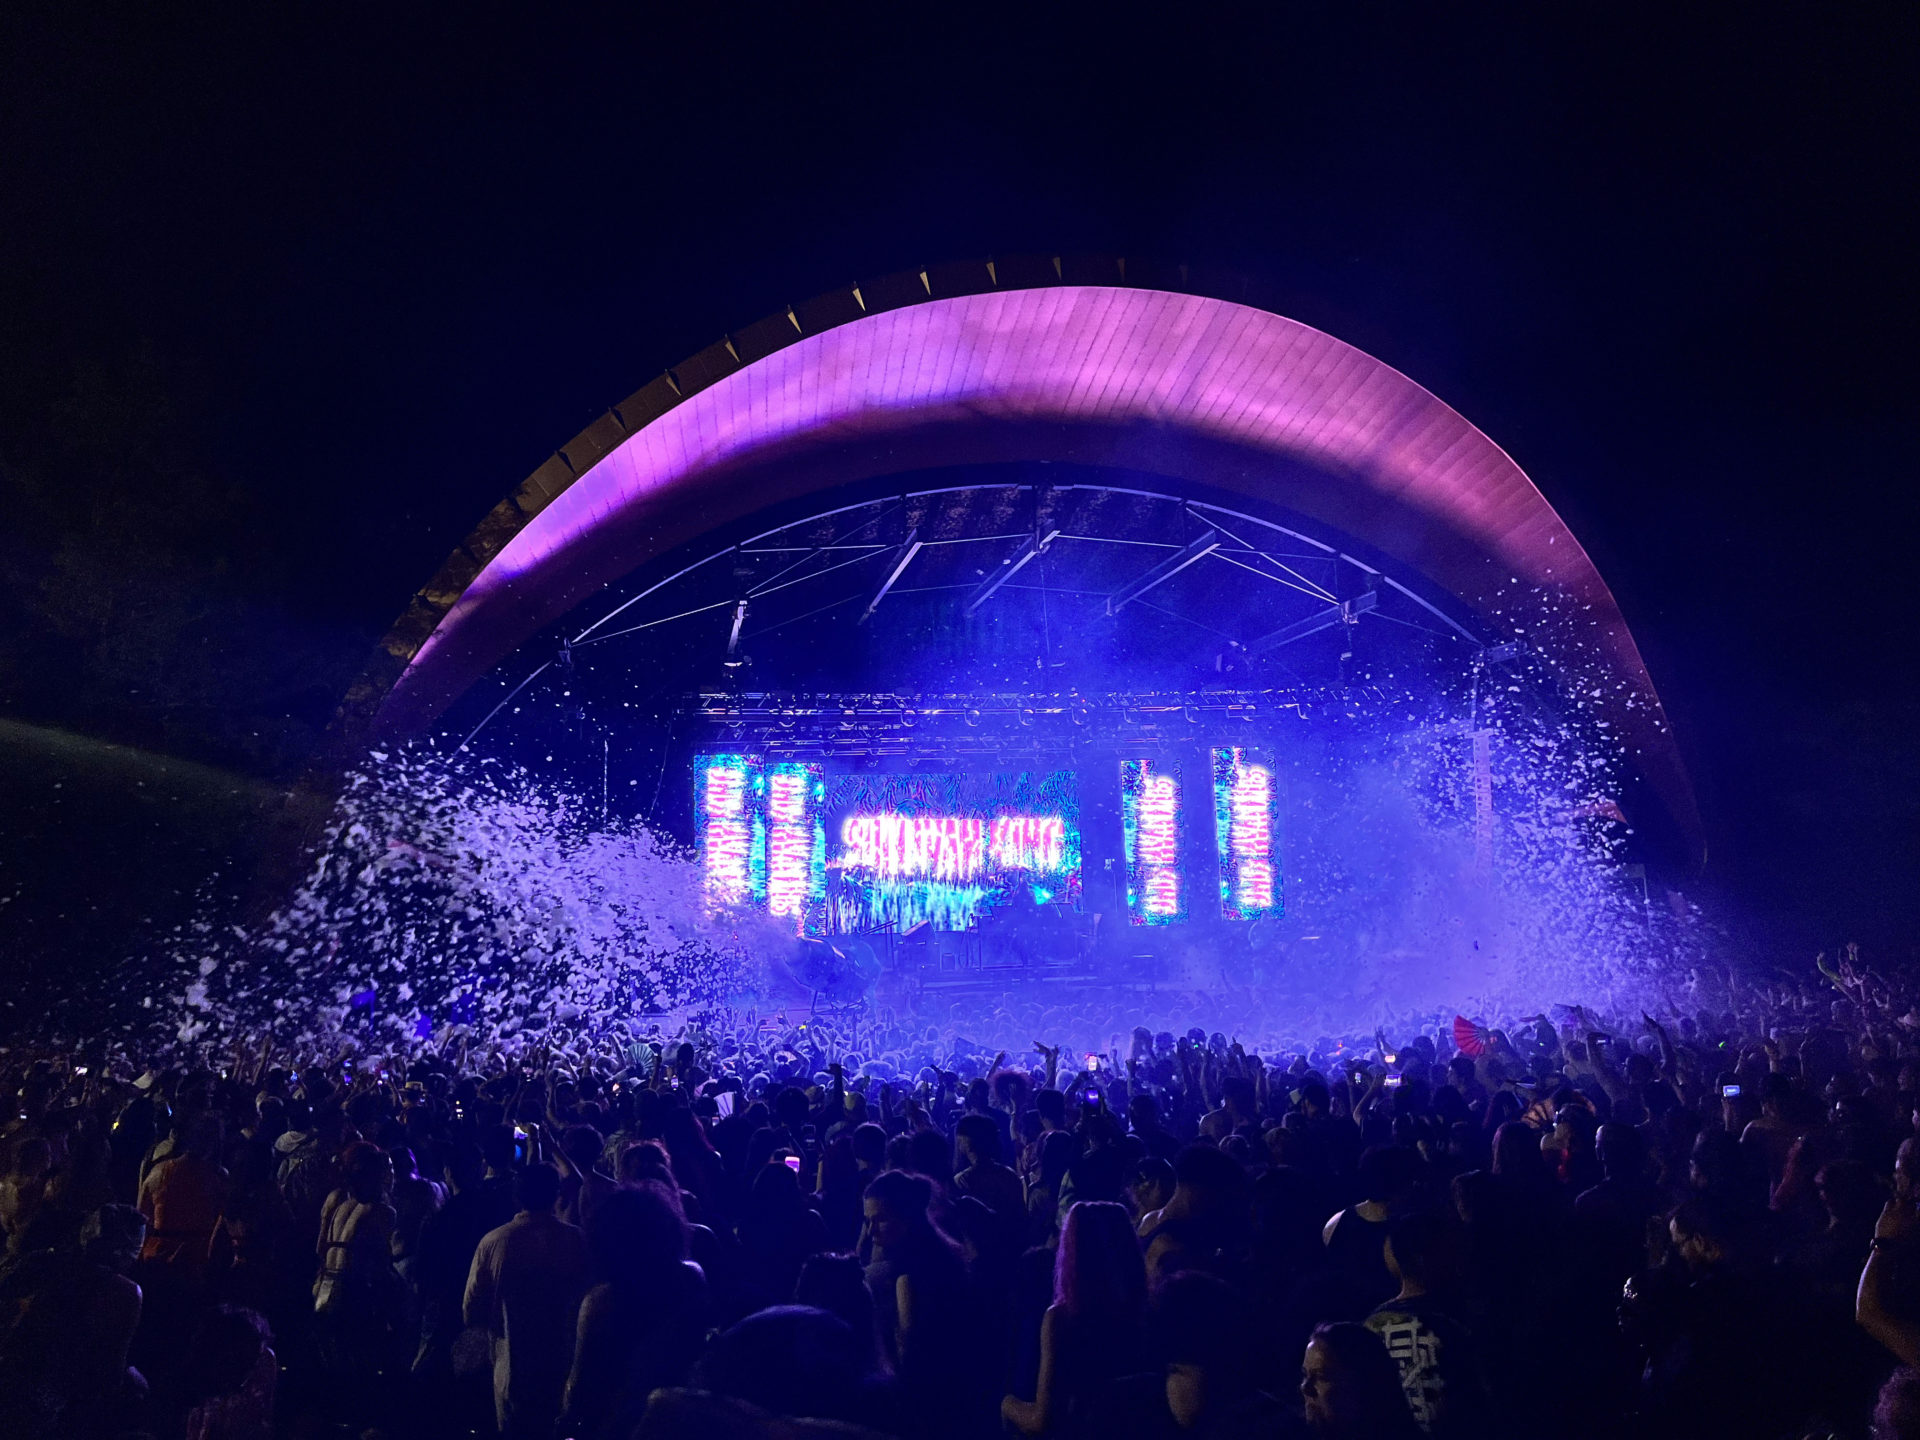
left=159, top=752, right=790, bottom=1052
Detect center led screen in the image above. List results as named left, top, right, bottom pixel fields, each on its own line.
left=694, top=757, right=1081, bottom=935
left=823, top=771, right=1081, bottom=933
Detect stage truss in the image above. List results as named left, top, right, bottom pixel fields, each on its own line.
left=448, top=477, right=1502, bottom=756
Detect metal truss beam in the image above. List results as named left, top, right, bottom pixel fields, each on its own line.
left=1104, top=530, right=1219, bottom=616
left=963, top=528, right=1061, bottom=616
left=1242, top=589, right=1377, bottom=656
left=857, top=529, right=923, bottom=625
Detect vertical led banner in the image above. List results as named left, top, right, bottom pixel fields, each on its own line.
left=764, top=761, right=825, bottom=932
left=1121, top=759, right=1184, bottom=925
left=695, top=754, right=758, bottom=905
left=1213, top=747, right=1281, bottom=920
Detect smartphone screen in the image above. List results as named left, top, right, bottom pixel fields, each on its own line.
left=716, top=1091, right=736, bottom=1118
left=784, top=1154, right=802, bottom=1173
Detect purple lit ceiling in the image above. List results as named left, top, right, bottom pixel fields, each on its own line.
left=365, top=283, right=1697, bottom=847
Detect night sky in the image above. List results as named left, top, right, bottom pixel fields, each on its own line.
left=2, top=6, right=1914, bottom=983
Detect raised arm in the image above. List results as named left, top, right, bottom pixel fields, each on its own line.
left=1034, top=1041, right=1061, bottom=1092
left=1642, top=1014, right=1677, bottom=1082
left=1582, top=1031, right=1626, bottom=1101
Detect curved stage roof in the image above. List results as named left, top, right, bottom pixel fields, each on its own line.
left=351, top=265, right=1698, bottom=856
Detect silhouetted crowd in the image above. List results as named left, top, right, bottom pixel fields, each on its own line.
left=6, top=949, right=1920, bottom=1439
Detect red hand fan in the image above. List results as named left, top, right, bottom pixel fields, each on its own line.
left=1453, top=1015, right=1492, bottom=1057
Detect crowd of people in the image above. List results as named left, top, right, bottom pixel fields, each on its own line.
left=4, top=947, right=1920, bottom=1439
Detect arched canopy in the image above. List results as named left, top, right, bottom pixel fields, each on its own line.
left=355, top=271, right=1698, bottom=853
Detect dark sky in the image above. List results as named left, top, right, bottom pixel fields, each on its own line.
left=2, top=4, right=1915, bottom=970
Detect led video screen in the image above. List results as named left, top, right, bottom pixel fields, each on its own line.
left=823, top=771, right=1081, bottom=932
left=694, top=757, right=1080, bottom=934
